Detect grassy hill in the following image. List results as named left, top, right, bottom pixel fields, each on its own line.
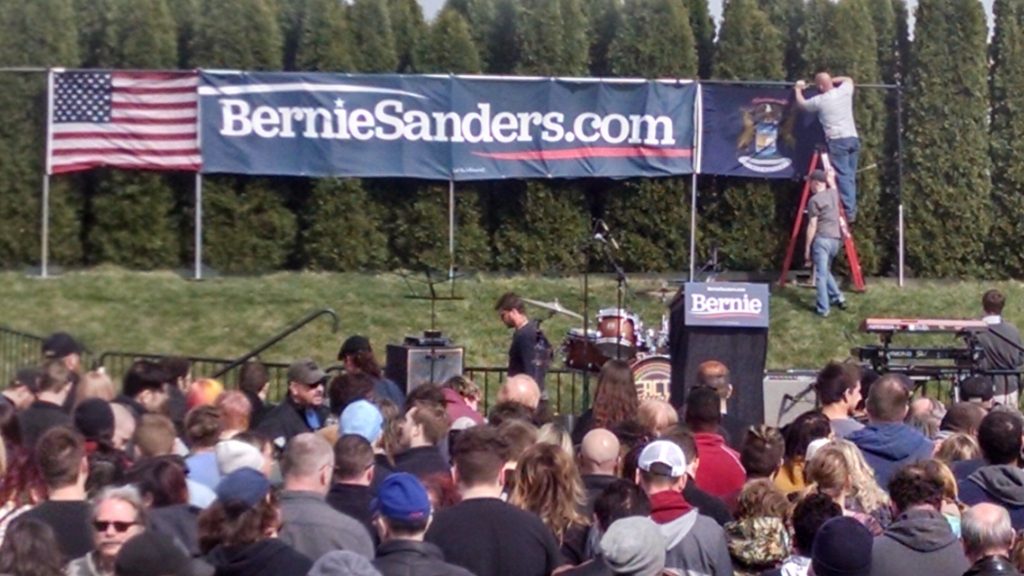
left=2, top=268, right=1018, bottom=374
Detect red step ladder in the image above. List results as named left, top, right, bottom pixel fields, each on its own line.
left=778, top=150, right=865, bottom=292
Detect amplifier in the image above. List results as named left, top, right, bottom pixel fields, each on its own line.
left=762, top=370, right=818, bottom=427
left=385, top=344, right=464, bottom=393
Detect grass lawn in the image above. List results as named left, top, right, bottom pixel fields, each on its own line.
left=1, top=268, right=1020, bottom=378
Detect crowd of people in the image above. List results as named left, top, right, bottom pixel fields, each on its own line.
left=1, top=327, right=1024, bottom=576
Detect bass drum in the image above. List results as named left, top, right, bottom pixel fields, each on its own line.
left=595, top=308, right=643, bottom=359
left=631, top=355, right=671, bottom=402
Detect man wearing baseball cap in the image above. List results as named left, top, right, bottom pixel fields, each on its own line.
left=256, top=358, right=330, bottom=446
left=372, top=473, right=473, bottom=576
left=635, top=440, right=733, bottom=575
left=42, top=331, right=84, bottom=411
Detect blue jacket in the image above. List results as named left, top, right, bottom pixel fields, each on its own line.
left=847, top=422, right=933, bottom=489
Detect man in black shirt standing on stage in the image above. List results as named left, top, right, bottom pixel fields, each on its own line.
left=977, top=289, right=1024, bottom=406
left=495, top=292, right=550, bottom=397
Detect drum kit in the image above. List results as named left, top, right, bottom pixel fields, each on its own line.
left=524, top=298, right=672, bottom=402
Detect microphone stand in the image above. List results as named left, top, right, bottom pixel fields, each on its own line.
left=598, top=240, right=629, bottom=362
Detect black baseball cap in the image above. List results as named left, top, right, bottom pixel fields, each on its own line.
left=338, top=335, right=372, bottom=360
left=41, top=332, right=82, bottom=359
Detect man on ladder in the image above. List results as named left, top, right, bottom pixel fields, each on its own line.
left=795, top=73, right=860, bottom=222
left=804, top=167, right=848, bottom=317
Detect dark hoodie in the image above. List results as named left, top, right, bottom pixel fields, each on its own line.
left=869, top=507, right=969, bottom=576
left=847, top=422, right=933, bottom=488
left=206, top=539, right=312, bottom=576
left=959, top=465, right=1024, bottom=530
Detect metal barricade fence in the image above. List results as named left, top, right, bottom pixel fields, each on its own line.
left=0, top=325, right=46, bottom=383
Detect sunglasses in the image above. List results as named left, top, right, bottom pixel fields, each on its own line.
left=93, top=520, right=138, bottom=533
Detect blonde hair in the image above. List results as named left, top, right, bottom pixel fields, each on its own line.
left=637, top=399, right=678, bottom=438
left=510, top=443, right=588, bottom=540
left=75, top=370, right=115, bottom=406
left=829, top=439, right=889, bottom=513
left=924, top=458, right=959, bottom=502
left=936, top=433, right=980, bottom=465
left=804, top=445, right=850, bottom=500
left=537, top=423, right=573, bottom=459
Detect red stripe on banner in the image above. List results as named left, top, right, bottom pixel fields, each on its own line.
left=115, top=85, right=197, bottom=95
left=112, top=71, right=197, bottom=81
left=52, top=132, right=197, bottom=141
left=109, top=117, right=196, bottom=125
left=52, top=148, right=200, bottom=157
left=51, top=161, right=202, bottom=175
left=112, top=101, right=196, bottom=111
left=470, top=146, right=693, bottom=161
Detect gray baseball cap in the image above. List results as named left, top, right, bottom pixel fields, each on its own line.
left=287, top=358, right=327, bottom=386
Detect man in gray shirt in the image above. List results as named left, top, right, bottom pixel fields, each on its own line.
left=795, top=72, right=860, bottom=222
left=277, top=433, right=376, bottom=562
left=976, top=289, right=1024, bottom=406
left=804, top=168, right=846, bottom=317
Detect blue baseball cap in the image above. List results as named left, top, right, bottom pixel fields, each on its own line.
left=374, top=472, right=432, bottom=522
left=215, top=467, right=270, bottom=513
left=341, top=399, right=383, bottom=443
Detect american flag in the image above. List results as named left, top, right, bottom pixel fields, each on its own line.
left=47, top=70, right=201, bottom=174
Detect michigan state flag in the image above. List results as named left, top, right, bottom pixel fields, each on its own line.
left=699, top=85, right=824, bottom=178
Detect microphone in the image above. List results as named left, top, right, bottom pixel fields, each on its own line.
left=594, top=232, right=620, bottom=251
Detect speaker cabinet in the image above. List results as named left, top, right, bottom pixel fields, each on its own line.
left=762, top=370, right=818, bottom=427
left=385, top=345, right=464, bottom=393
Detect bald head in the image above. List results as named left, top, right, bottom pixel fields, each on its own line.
left=499, top=374, right=540, bottom=410
left=580, top=428, right=620, bottom=475
left=962, top=503, right=1015, bottom=561
left=815, top=72, right=834, bottom=92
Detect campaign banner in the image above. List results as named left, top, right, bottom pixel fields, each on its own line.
left=449, top=78, right=695, bottom=179
left=198, top=72, right=696, bottom=180
left=684, top=282, right=770, bottom=328
left=699, top=85, right=824, bottom=179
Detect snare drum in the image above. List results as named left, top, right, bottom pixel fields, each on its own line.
left=631, top=355, right=671, bottom=402
left=562, top=329, right=604, bottom=371
left=596, top=308, right=643, bottom=359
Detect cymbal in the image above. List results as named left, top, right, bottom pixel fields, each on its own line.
left=523, top=297, right=584, bottom=321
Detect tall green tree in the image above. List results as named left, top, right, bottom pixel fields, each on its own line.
left=798, top=0, right=886, bottom=274
left=349, top=0, right=399, bottom=72
left=443, top=0, right=495, bottom=70
left=295, top=0, right=354, bottom=71
left=422, top=8, right=482, bottom=73
left=585, top=0, right=620, bottom=77
left=192, top=0, right=282, bottom=69
left=300, top=179, right=388, bottom=271
left=904, top=0, right=990, bottom=276
left=491, top=182, right=589, bottom=272
left=610, top=0, right=696, bottom=78
left=0, top=0, right=81, bottom=267
left=758, top=0, right=804, bottom=79
left=74, top=0, right=112, bottom=67
left=388, top=0, right=427, bottom=72
left=486, top=0, right=518, bottom=73
left=989, top=0, right=1024, bottom=275
left=168, top=0, right=199, bottom=68
left=204, top=179, right=297, bottom=273
left=385, top=184, right=490, bottom=271
left=559, top=0, right=590, bottom=76
left=704, top=0, right=786, bottom=271
left=514, top=0, right=567, bottom=75
left=603, top=179, right=693, bottom=271
left=86, top=0, right=182, bottom=269
left=688, top=0, right=716, bottom=79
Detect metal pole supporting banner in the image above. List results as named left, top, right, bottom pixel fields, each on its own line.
left=448, top=179, right=455, bottom=280
left=896, top=88, right=905, bottom=288
left=194, top=173, right=203, bottom=280
left=41, top=68, right=55, bottom=279
left=689, top=81, right=703, bottom=282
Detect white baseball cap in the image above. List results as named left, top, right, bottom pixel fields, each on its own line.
left=637, top=440, right=687, bottom=477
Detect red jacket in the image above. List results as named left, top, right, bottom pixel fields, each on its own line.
left=693, top=431, right=746, bottom=502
